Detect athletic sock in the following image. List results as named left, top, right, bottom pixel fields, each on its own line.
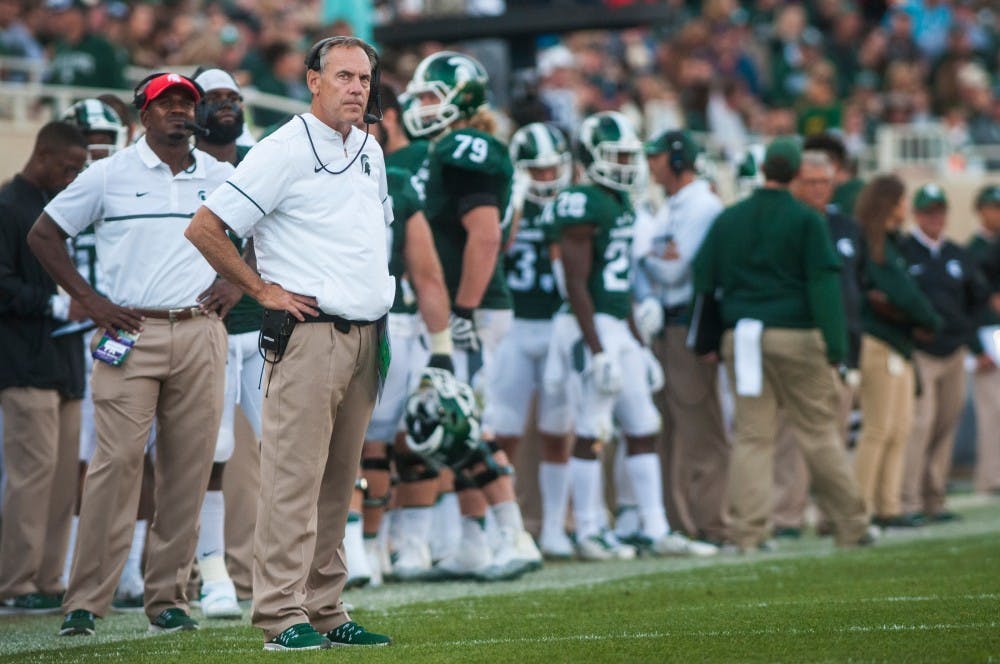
left=569, top=457, right=602, bottom=540
left=62, top=515, right=79, bottom=587
left=490, top=500, right=525, bottom=534
left=539, top=461, right=570, bottom=540
left=431, top=492, right=461, bottom=561
left=625, top=453, right=669, bottom=540
left=196, top=490, right=226, bottom=560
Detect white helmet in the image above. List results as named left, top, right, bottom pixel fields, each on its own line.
left=61, top=98, right=127, bottom=162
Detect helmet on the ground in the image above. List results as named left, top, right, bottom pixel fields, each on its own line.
left=404, top=368, right=481, bottom=468
left=61, top=98, right=127, bottom=162
left=509, top=122, right=572, bottom=204
left=403, top=51, right=488, bottom=138
left=576, top=111, right=643, bottom=192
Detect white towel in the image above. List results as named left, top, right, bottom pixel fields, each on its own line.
left=734, top=318, right=764, bottom=397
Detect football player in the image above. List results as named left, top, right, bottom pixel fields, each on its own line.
left=491, top=122, right=574, bottom=558
left=402, top=51, right=539, bottom=580
left=550, top=111, right=704, bottom=559
left=357, top=84, right=453, bottom=583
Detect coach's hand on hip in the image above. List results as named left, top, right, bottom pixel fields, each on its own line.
left=253, top=283, right=319, bottom=321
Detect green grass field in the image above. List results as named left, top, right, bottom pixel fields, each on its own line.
left=2, top=496, right=999, bottom=663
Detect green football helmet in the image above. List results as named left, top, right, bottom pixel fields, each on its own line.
left=403, top=51, right=489, bottom=138
left=61, top=98, right=127, bottom=163
left=576, top=111, right=643, bottom=192
left=509, top=122, right=572, bottom=204
left=404, top=368, right=482, bottom=469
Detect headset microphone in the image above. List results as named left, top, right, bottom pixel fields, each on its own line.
left=184, top=120, right=210, bottom=137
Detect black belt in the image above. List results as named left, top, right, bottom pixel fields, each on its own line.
left=301, top=312, right=375, bottom=333
left=664, top=304, right=688, bottom=321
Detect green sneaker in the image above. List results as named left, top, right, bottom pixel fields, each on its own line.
left=325, top=621, right=391, bottom=646
left=264, top=623, right=331, bottom=651
left=11, top=592, right=63, bottom=613
left=148, top=607, right=198, bottom=634
left=59, top=609, right=96, bottom=636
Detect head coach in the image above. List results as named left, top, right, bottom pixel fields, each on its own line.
left=185, top=36, right=394, bottom=650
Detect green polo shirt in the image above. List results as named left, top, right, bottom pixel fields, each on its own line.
left=693, top=187, right=847, bottom=363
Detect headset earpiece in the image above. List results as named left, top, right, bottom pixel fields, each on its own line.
left=668, top=138, right=686, bottom=175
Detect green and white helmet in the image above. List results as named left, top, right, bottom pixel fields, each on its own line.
left=509, top=122, right=572, bottom=204
left=576, top=111, right=643, bottom=192
left=61, top=98, right=127, bottom=162
left=404, top=368, right=482, bottom=469
left=403, top=51, right=489, bottom=138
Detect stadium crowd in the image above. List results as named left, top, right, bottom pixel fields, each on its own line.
left=1, top=0, right=1000, bottom=653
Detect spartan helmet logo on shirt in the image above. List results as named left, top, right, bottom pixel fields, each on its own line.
left=361, top=154, right=371, bottom=176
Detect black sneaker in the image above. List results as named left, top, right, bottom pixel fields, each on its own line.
left=59, top=609, right=96, bottom=636
left=926, top=511, right=961, bottom=523
left=264, top=623, right=331, bottom=651
left=773, top=527, right=802, bottom=539
left=325, top=621, right=391, bottom=646
left=148, top=607, right=198, bottom=634
left=11, top=592, right=63, bottom=613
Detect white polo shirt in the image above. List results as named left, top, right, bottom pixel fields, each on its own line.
left=46, top=137, right=234, bottom=308
left=205, top=113, right=394, bottom=321
left=633, top=178, right=723, bottom=309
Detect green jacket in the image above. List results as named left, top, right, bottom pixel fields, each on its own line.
left=967, top=233, right=1000, bottom=328
left=859, top=233, right=942, bottom=358
left=693, top=187, right=847, bottom=363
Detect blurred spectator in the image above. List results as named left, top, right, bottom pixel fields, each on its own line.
left=796, top=62, right=841, bottom=137
left=0, top=0, right=44, bottom=81
left=45, top=0, right=125, bottom=89
left=904, top=0, right=953, bottom=60
left=251, top=41, right=308, bottom=128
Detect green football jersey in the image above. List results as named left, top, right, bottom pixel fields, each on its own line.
left=70, top=226, right=100, bottom=292
left=423, top=128, right=513, bottom=310
left=552, top=184, right=635, bottom=320
left=387, top=139, right=430, bottom=179
left=224, top=145, right=263, bottom=334
left=505, top=199, right=561, bottom=320
left=386, top=165, right=423, bottom=314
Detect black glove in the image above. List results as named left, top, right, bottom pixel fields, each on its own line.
left=427, top=353, right=455, bottom=373
left=449, top=306, right=480, bottom=352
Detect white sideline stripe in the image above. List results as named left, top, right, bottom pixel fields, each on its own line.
left=44, top=621, right=1000, bottom=658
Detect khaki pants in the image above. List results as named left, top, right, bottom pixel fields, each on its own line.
left=224, top=407, right=259, bottom=599
left=0, top=388, right=80, bottom=598
left=853, top=335, right=915, bottom=518
left=252, top=322, right=378, bottom=641
left=972, top=367, right=1000, bottom=493
left=901, top=349, right=967, bottom=515
left=64, top=316, right=226, bottom=620
left=773, top=381, right=854, bottom=529
left=653, top=324, right=729, bottom=542
left=721, top=328, right=867, bottom=549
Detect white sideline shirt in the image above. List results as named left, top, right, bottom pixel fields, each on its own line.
left=205, top=113, right=394, bottom=322
left=633, top=178, right=723, bottom=309
left=46, top=137, right=234, bottom=308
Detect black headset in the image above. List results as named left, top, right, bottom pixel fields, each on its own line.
left=132, top=72, right=205, bottom=111
left=304, top=36, right=383, bottom=124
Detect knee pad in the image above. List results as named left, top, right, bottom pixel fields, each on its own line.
left=395, top=453, right=439, bottom=484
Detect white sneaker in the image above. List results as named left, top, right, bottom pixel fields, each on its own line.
left=391, top=535, right=432, bottom=581
left=363, top=538, right=385, bottom=588
left=432, top=537, right=492, bottom=580
left=539, top=529, right=575, bottom=559
left=652, top=532, right=719, bottom=557
left=576, top=530, right=637, bottom=561
left=483, top=529, right=543, bottom=581
left=200, top=578, right=242, bottom=619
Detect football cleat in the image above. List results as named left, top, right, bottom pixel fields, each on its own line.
left=576, top=529, right=637, bottom=561
left=199, top=578, right=242, bottom=619
left=651, top=533, right=719, bottom=558
left=391, top=535, right=433, bottom=581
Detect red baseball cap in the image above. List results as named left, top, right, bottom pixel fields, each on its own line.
left=140, top=73, right=201, bottom=110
